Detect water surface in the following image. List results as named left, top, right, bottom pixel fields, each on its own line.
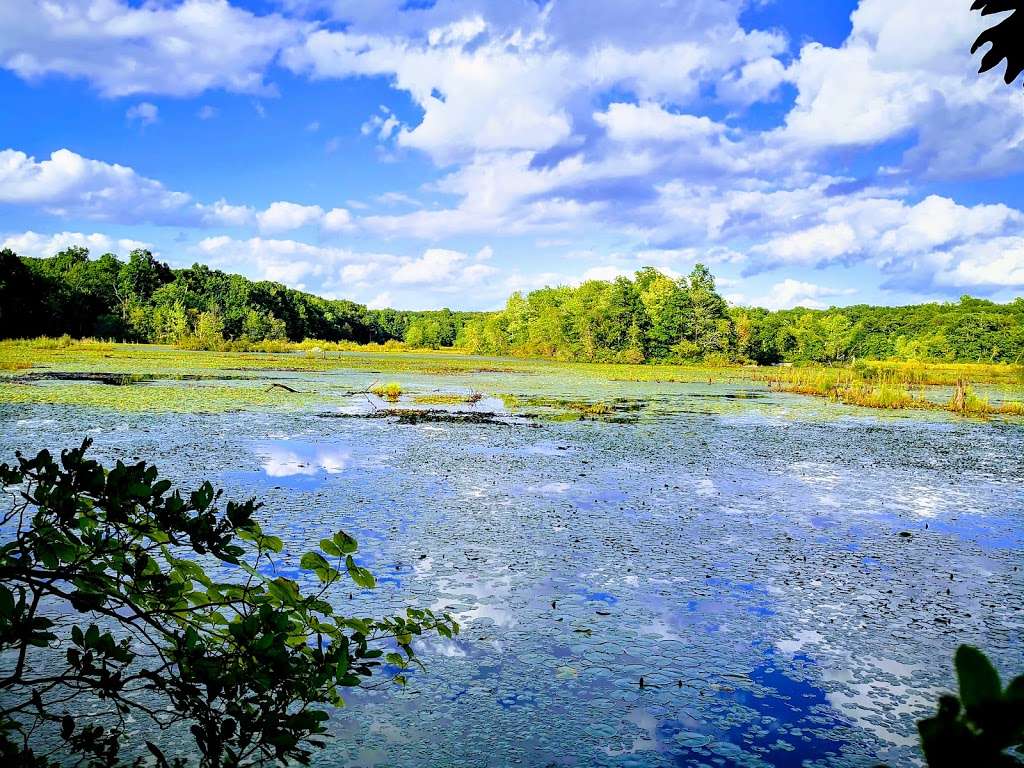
left=2, top=362, right=1021, bottom=767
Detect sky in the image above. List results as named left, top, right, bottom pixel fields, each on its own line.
left=1, top=0, right=1023, bottom=312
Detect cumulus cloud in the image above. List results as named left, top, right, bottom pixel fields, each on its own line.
left=932, top=238, right=1024, bottom=289
left=194, top=235, right=398, bottom=291
left=594, top=103, right=725, bottom=143
left=0, top=148, right=192, bottom=223
left=282, top=4, right=785, bottom=164
left=256, top=201, right=325, bottom=233
left=1, top=230, right=152, bottom=259
left=0, top=0, right=304, bottom=97
left=322, top=207, right=354, bottom=232
left=746, top=279, right=858, bottom=310
left=776, top=0, right=1024, bottom=178
left=392, top=248, right=470, bottom=285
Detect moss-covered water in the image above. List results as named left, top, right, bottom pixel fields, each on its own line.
left=1, top=351, right=1022, bottom=766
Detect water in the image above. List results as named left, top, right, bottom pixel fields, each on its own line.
left=2, top=365, right=1022, bottom=767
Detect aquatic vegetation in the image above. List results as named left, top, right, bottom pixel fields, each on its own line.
left=949, top=378, right=1024, bottom=417
left=322, top=408, right=522, bottom=426
left=0, top=381, right=318, bottom=412
left=2, top=342, right=1022, bottom=419
left=13, top=334, right=116, bottom=351
left=370, top=381, right=404, bottom=401
left=761, top=365, right=1024, bottom=418
left=414, top=393, right=478, bottom=405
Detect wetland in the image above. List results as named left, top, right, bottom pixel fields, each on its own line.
left=1, top=343, right=1022, bottom=766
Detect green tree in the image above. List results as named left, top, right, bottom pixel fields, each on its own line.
left=686, top=264, right=734, bottom=356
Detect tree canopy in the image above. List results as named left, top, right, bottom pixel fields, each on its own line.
left=2, top=247, right=1022, bottom=364
left=0, top=247, right=483, bottom=349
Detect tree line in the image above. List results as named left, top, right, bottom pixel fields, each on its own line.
left=2, top=247, right=1022, bottom=363
left=455, top=265, right=1024, bottom=364
left=0, top=247, right=483, bottom=348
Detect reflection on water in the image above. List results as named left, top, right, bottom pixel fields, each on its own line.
left=260, top=441, right=351, bottom=476
left=2, top=367, right=1022, bottom=767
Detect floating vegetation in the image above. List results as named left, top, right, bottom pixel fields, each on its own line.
left=0, top=382, right=317, bottom=413
left=12, top=371, right=256, bottom=385
left=519, top=396, right=633, bottom=419
left=319, top=408, right=528, bottom=426
left=414, top=393, right=482, bottom=406
left=370, top=381, right=403, bottom=402
left=948, top=379, right=1024, bottom=417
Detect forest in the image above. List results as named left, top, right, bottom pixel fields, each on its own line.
left=0, top=247, right=482, bottom=350
left=2, top=247, right=1022, bottom=364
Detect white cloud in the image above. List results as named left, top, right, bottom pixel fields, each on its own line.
left=0, top=0, right=304, bottom=97
left=126, top=102, right=159, bottom=126
left=322, top=207, right=354, bottom=232
left=776, top=0, right=1024, bottom=178
left=391, top=248, right=466, bottom=285
left=194, top=235, right=398, bottom=291
left=198, top=199, right=256, bottom=227
left=283, top=8, right=784, bottom=164
left=257, top=201, right=325, bottom=233
left=0, top=147, right=191, bottom=222
left=197, top=105, right=218, bottom=120
left=594, top=102, right=724, bottom=143
left=2, top=230, right=152, bottom=259
left=717, top=56, right=786, bottom=105
left=367, top=291, right=392, bottom=309
left=933, top=237, right=1024, bottom=289
left=748, top=279, right=858, bottom=310
left=752, top=223, right=860, bottom=267
left=388, top=247, right=500, bottom=288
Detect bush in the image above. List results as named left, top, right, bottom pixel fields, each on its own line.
left=0, top=440, right=458, bottom=766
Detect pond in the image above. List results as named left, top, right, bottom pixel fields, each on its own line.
left=2, top=356, right=1022, bottom=767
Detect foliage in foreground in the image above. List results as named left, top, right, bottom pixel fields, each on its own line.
left=899, top=645, right=1023, bottom=768
left=0, top=440, right=458, bottom=767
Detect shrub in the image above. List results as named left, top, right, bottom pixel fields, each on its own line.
left=0, top=440, right=458, bottom=767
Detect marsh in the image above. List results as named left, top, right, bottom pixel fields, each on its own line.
left=2, top=345, right=1021, bottom=766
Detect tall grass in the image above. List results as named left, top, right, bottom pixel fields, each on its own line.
left=10, top=335, right=116, bottom=351
left=370, top=382, right=403, bottom=402
left=763, top=367, right=1024, bottom=417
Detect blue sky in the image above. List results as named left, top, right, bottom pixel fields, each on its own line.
left=1, top=0, right=1023, bottom=310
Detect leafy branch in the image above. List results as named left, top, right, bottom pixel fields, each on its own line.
left=0, top=439, right=458, bottom=767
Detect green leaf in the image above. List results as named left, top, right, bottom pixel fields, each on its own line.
left=260, top=534, right=283, bottom=553
left=0, top=585, right=15, bottom=618
left=302, top=551, right=340, bottom=584
left=1004, top=674, right=1024, bottom=702
left=266, top=577, right=301, bottom=605
left=332, top=530, right=358, bottom=554
left=955, top=645, right=1002, bottom=712
left=320, top=538, right=341, bottom=557
left=345, top=555, right=376, bottom=589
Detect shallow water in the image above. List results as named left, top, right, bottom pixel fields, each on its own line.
left=2, top=361, right=1022, bottom=767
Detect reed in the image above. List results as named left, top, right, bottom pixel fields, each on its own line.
left=370, top=382, right=403, bottom=402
